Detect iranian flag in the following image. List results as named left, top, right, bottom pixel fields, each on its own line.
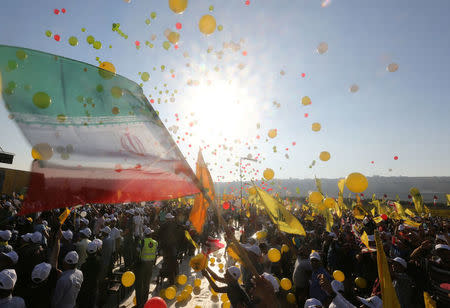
left=0, top=45, right=200, bottom=215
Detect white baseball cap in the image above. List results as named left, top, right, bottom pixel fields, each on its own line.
left=226, top=266, right=241, bottom=280
left=262, top=272, right=279, bottom=292
left=64, top=251, right=79, bottom=265
left=0, top=230, right=12, bottom=241
left=435, top=244, right=450, bottom=251
left=144, top=227, right=153, bottom=236
left=62, top=230, right=73, bottom=240
left=21, top=233, right=32, bottom=242
left=165, top=213, right=174, bottom=219
left=79, top=228, right=92, bottom=238
left=100, top=226, right=111, bottom=234
left=87, top=241, right=99, bottom=254
left=80, top=218, right=89, bottom=225
left=1, top=251, right=18, bottom=264
left=0, top=269, right=17, bottom=290
left=92, top=238, right=103, bottom=250
left=32, top=262, right=51, bottom=283
left=393, top=257, right=407, bottom=269
left=31, top=231, right=43, bottom=243
left=357, top=296, right=383, bottom=308
left=243, top=244, right=261, bottom=256
left=304, top=298, right=322, bottom=307
left=309, top=251, right=321, bottom=261
left=331, top=280, right=344, bottom=293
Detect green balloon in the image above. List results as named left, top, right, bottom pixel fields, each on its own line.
left=209, top=5, right=214, bottom=12
left=16, top=50, right=28, bottom=60
left=86, top=35, right=95, bottom=44
left=8, top=60, right=18, bottom=70
left=33, top=92, right=52, bottom=109
left=161, top=65, right=166, bottom=71
left=145, top=19, right=150, bottom=25
left=81, top=28, right=86, bottom=32
left=218, top=25, right=223, bottom=31
left=45, top=30, right=52, bottom=37
left=93, top=41, right=102, bottom=49
left=141, top=72, right=150, bottom=82
left=150, top=12, right=157, bottom=19
left=68, top=36, right=78, bottom=46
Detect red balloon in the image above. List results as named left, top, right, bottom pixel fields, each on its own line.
left=144, top=297, right=167, bottom=308
left=223, top=202, right=230, bottom=210
left=381, top=214, right=388, bottom=221
left=394, top=156, right=398, bottom=160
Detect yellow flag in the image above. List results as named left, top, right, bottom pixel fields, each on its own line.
left=373, top=216, right=383, bottom=224
left=58, top=208, right=71, bottom=225
left=423, top=292, right=436, bottom=308
left=185, top=230, right=198, bottom=249
left=405, top=208, right=416, bottom=217
left=315, top=176, right=323, bottom=195
left=255, top=187, right=306, bottom=236
left=361, top=231, right=370, bottom=249
left=375, top=231, right=401, bottom=308
left=410, top=187, right=424, bottom=215
left=404, top=219, right=421, bottom=228
left=324, top=209, right=333, bottom=232
left=338, top=179, right=345, bottom=195
left=189, top=149, right=215, bottom=233
left=371, top=207, right=376, bottom=216
left=394, top=202, right=406, bottom=217
left=447, top=194, right=450, bottom=206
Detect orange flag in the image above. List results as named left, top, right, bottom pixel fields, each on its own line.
left=189, top=149, right=215, bottom=233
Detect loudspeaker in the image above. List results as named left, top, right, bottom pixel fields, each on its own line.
left=0, top=152, right=14, bottom=164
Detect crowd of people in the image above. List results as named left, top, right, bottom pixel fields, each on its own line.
left=0, top=192, right=449, bottom=308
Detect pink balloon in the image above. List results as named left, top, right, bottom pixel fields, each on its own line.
left=144, top=297, right=167, bottom=308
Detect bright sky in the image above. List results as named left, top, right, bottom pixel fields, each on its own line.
left=1, top=0, right=449, bottom=183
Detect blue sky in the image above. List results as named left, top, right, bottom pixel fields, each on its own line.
left=1, top=0, right=449, bottom=182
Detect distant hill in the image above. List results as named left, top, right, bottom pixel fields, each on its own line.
left=214, top=176, right=450, bottom=202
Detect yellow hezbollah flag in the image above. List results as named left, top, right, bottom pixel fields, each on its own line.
left=423, top=292, right=436, bottom=308
left=255, top=187, right=306, bottom=236
left=375, top=231, right=401, bottom=308
left=410, top=187, right=424, bottom=214
left=447, top=194, right=450, bottom=206
left=58, top=208, right=71, bottom=225
left=185, top=230, right=198, bottom=249
left=189, top=149, right=215, bottom=233
left=361, top=231, right=370, bottom=249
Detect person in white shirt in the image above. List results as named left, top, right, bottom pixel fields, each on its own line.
left=0, top=269, right=26, bottom=308
left=75, top=228, right=91, bottom=268
left=51, top=251, right=83, bottom=308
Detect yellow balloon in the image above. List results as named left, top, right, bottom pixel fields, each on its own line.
left=281, top=244, right=289, bottom=253
left=165, top=286, right=176, bottom=299
left=199, top=15, right=216, bottom=35
left=355, top=277, right=367, bottom=289
left=263, top=168, right=274, bottom=180
left=176, top=294, right=184, bottom=302
left=280, top=278, right=292, bottom=291
left=184, top=284, right=193, bottom=294
left=302, top=96, right=311, bottom=106
left=256, top=230, right=267, bottom=240
left=31, top=143, right=53, bottom=161
left=312, top=122, right=321, bottom=132
left=177, top=274, right=188, bottom=285
left=218, top=263, right=224, bottom=270
left=121, top=271, right=135, bottom=287
left=98, top=61, right=116, bottom=79
left=333, top=270, right=345, bottom=282
left=268, top=129, right=277, bottom=138
left=324, top=197, right=336, bottom=208
left=194, top=278, right=201, bottom=288
left=221, top=293, right=229, bottom=302
left=268, top=248, right=281, bottom=262
left=190, top=254, right=207, bottom=271
left=168, top=31, right=180, bottom=44
left=319, top=151, right=330, bottom=161
left=210, top=257, right=215, bottom=264
left=309, top=191, right=324, bottom=204
left=286, top=292, right=296, bottom=304
left=169, top=0, right=188, bottom=14
left=222, top=301, right=231, bottom=308
left=345, top=172, right=368, bottom=193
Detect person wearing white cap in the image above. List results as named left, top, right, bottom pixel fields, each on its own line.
left=52, top=251, right=83, bottom=308
left=30, top=231, right=43, bottom=244
left=0, top=269, right=25, bottom=308
left=28, top=262, right=58, bottom=308
left=202, top=265, right=251, bottom=308
left=77, top=241, right=102, bottom=308
left=390, top=256, right=416, bottom=308
left=0, top=230, right=12, bottom=254
left=309, top=251, right=333, bottom=304
left=304, top=298, right=323, bottom=307
left=0, top=251, right=18, bottom=270
left=59, top=230, right=76, bottom=268
left=135, top=227, right=158, bottom=308
left=261, top=272, right=279, bottom=292
left=357, top=295, right=383, bottom=308
left=75, top=228, right=91, bottom=268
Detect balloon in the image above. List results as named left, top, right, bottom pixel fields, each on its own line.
left=350, top=84, right=359, bottom=93
left=355, top=277, right=367, bottom=289
left=93, top=41, right=102, bottom=49
left=221, top=293, right=229, bottom=302
left=268, top=248, right=281, bottom=262
left=323, top=197, right=336, bottom=208
left=387, top=63, right=399, bottom=72
left=141, top=72, right=150, bottom=82
left=268, top=129, right=277, bottom=138
left=222, top=202, right=230, bottom=210
left=218, top=263, right=224, bottom=270
left=87, top=35, right=95, bottom=44
left=176, top=294, right=184, bottom=302
left=194, top=278, right=201, bottom=287
left=184, top=285, right=193, bottom=294
left=249, top=187, right=257, bottom=195
left=263, top=168, right=274, bottom=180
left=32, top=143, right=53, bottom=161
left=164, top=286, right=176, bottom=300
left=144, top=297, right=167, bottom=308
left=256, top=230, right=267, bottom=240
left=163, top=41, right=171, bottom=50
left=210, top=257, right=215, bottom=264
left=317, top=42, right=328, bottom=54
left=345, top=172, right=368, bottom=193
left=286, top=292, right=296, bottom=304
left=301, top=96, right=311, bottom=106
left=281, top=244, right=289, bottom=253
left=333, top=270, right=345, bottom=282
left=319, top=151, right=330, bottom=161
left=381, top=214, right=388, bottom=221
left=98, top=62, right=116, bottom=79
left=169, top=0, right=188, bottom=14
left=280, top=278, right=292, bottom=290
left=312, top=122, right=321, bottom=132
left=177, top=274, right=187, bottom=285
left=190, top=254, right=207, bottom=271
left=199, top=15, right=216, bottom=35
left=121, top=271, right=135, bottom=287
left=111, top=86, right=123, bottom=98
left=112, top=107, right=120, bottom=115
left=309, top=191, right=323, bottom=204
left=33, top=92, right=52, bottom=109
left=167, top=32, right=180, bottom=44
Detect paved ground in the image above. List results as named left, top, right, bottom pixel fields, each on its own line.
left=121, top=249, right=234, bottom=308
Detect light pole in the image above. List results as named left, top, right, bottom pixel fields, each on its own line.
left=239, top=157, right=257, bottom=208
